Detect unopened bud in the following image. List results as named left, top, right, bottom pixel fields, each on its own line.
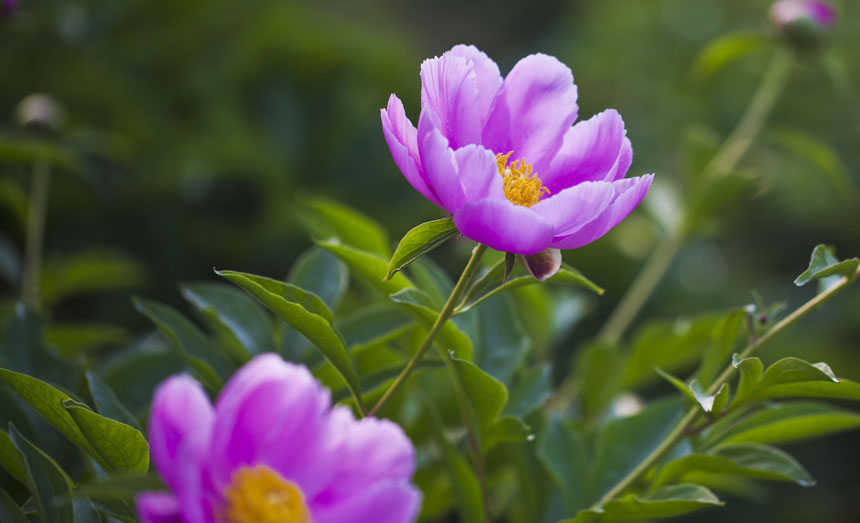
left=770, top=0, right=837, bottom=49
left=15, top=93, right=65, bottom=134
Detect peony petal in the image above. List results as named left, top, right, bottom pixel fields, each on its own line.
left=543, top=109, right=626, bottom=194
left=455, top=144, right=505, bottom=202
left=137, top=492, right=182, bottom=523
left=604, top=136, right=633, bottom=182
left=446, top=44, right=503, bottom=128
left=208, top=354, right=334, bottom=496
left=381, top=95, right=442, bottom=208
left=313, top=481, right=422, bottom=523
left=550, top=174, right=653, bottom=249
left=453, top=199, right=554, bottom=255
left=518, top=248, right=562, bottom=281
left=148, top=375, right=213, bottom=493
left=483, top=54, right=578, bottom=171
left=530, top=181, right=615, bottom=237
left=420, top=53, right=482, bottom=148
left=420, top=126, right=466, bottom=212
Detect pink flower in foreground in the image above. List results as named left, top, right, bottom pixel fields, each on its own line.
left=381, top=44, right=653, bottom=276
left=137, top=354, right=420, bottom=523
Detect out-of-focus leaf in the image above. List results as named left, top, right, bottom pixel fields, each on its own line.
left=72, top=497, right=103, bottom=523
left=653, top=443, right=814, bottom=488
left=504, top=364, right=552, bottom=418
left=389, top=288, right=473, bottom=360
left=451, top=356, right=507, bottom=436
left=697, top=308, right=745, bottom=387
left=216, top=270, right=362, bottom=406
left=0, top=486, right=28, bottom=523
left=85, top=372, right=140, bottom=431
left=483, top=415, right=530, bottom=451
left=336, top=304, right=412, bottom=350
left=691, top=32, right=772, bottom=81
left=76, top=474, right=165, bottom=503
left=44, top=323, right=129, bottom=358
left=656, top=368, right=698, bottom=405
left=296, top=195, right=390, bottom=256
left=0, top=303, right=68, bottom=384
left=407, top=255, right=453, bottom=310
left=10, top=425, right=74, bottom=523
left=0, top=180, right=27, bottom=234
left=286, top=246, right=350, bottom=310
left=537, top=417, right=590, bottom=514
left=477, top=295, right=529, bottom=384
left=690, top=380, right=728, bottom=414
left=101, top=347, right=184, bottom=419
left=794, top=244, right=858, bottom=290
left=591, top=398, right=683, bottom=502
left=0, top=135, right=80, bottom=170
left=384, top=218, right=458, bottom=281
left=182, top=282, right=275, bottom=360
left=456, top=259, right=602, bottom=314
left=132, top=297, right=231, bottom=391
left=437, top=427, right=485, bottom=523
left=63, top=399, right=149, bottom=474
left=704, top=402, right=860, bottom=447
left=42, top=250, right=146, bottom=307
left=317, top=239, right=412, bottom=295
left=577, top=341, right=623, bottom=416
left=0, top=429, right=27, bottom=486
left=563, top=484, right=722, bottom=522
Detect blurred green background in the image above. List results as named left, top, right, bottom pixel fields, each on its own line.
left=1, top=0, right=858, bottom=521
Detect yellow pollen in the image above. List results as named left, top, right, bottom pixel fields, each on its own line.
left=496, top=151, right=550, bottom=207
left=219, top=465, right=311, bottom=523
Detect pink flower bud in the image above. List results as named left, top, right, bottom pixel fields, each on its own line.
left=770, top=0, right=837, bottom=31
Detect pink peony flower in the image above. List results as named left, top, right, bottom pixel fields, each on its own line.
left=136, top=354, right=420, bottom=523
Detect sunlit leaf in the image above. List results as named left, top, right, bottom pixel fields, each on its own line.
left=384, top=218, right=458, bottom=281
left=63, top=399, right=149, bottom=474
left=564, top=484, right=722, bottom=522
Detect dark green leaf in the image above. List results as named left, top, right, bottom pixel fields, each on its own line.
left=0, top=486, right=28, bottom=523
left=437, top=430, right=485, bottom=523
left=42, top=250, right=146, bottom=307
left=63, top=400, right=149, bottom=474
left=504, top=364, right=552, bottom=418
left=577, top=342, right=623, bottom=415
left=10, top=425, right=74, bottom=523
left=794, top=244, right=858, bottom=288
left=44, top=323, right=129, bottom=358
left=656, top=368, right=698, bottom=405
left=564, top=484, right=722, bottom=522
left=316, top=239, right=412, bottom=295
left=477, top=295, right=529, bottom=384
left=0, top=429, right=27, bottom=486
left=451, top=357, right=508, bottom=435
left=697, top=308, right=745, bottom=387
left=389, top=288, right=473, bottom=360
left=216, top=270, right=362, bottom=406
left=384, top=218, right=458, bottom=281
left=296, top=196, right=390, bottom=256
left=335, top=304, right=412, bottom=350
left=483, top=415, right=530, bottom=451
left=287, top=246, right=350, bottom=310
left=537, top=417, right=590, bottom=514
left=85, top=372, right=140, bottom=431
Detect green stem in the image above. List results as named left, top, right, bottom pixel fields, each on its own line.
left=22, top=160, right=51, bottom=308
left=368, top=243, right=488, bottom=417
left=590, top=266, right=859, bottom=508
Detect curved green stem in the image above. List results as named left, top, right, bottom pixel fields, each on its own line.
left=23, top=160, right=51, bottom=308
left=368, top=243, right=488, bottom=417
left=590, top=266, right=859, bottom=508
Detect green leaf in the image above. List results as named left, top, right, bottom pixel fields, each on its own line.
left=0, top=486, right=28, bottom=523
left=653, top=444, right=814, bottom=488
left=451, top=357, right=508, bottom=435
left=0, top=429, right=27, bottom=486
left=691, top=32, right=772, bottom=81
left=10, top=425, right=74, bottom=523
left=705, top=402, right=860, bottom=447
left=287, top=247, right=350, bottom=310
left=710, top=383, right=730, bottom=415
left=697, top=308, right=745, bottom=387
left=456, top=258, right=602, bottom=314
left=437, top=429, right=486, bottom=523
left=44, top=323, right=129, bottom=358
left=690, top=380, right=728, bottom=414
left=577, top=342, right=623, bottom=416
left=63, top=400, right=149, bottom=474
left=731, top=355, right=763, bottom=407
left=296, top=195, right=390, bottom=256
left=794, top=244, right=858, bottom=289
left=504, top=364, right=552, bottom=418
left=564, top=484, right=722, bottom=523
left=752, top=379, right=860, bottom=403
left=389, top=288, right=473, bottom=360
left=85, top=372, right=141, bottom=431
left=483, top=415, right=530, bottom=451
left=216, top=269, right=363, bottom=407
left=384, top=218, right=458, bottom=281
left=132, top=297, right=230, bottom=391
left=317, top=239, right=413, bottom=295
left=0, top=135, right=79, bottom=170
left=732, top=356, right=850, bottom=407
left=41, top=250, right=146, bottom=307
left=181, top=282, right=275, bottom=360
left=477, top=295, right=529, bottom=384
left=656, top=368, right=698, bottom=405
left=537, top=417, right=590, bottom=514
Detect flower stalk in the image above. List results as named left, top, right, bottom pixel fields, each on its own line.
left=22, top=159, right=51, bottom=308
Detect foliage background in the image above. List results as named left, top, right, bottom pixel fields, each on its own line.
left=1, top=0, right=858, bottom=521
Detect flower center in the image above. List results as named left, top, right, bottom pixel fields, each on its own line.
left=220, top=465, right=311, bottom=523
left=496, top=151, right=550, bottom=207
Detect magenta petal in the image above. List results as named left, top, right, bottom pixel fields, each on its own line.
left=420, top=127, right=466, bottom=212
left=381, top=96, right=442, bottom=208
left=543, top=109, right=626, bottom=193
left=604, top=136, right=633, bottom=182
left=455, top=144, right=504, bottom=202
left=148, top=375, right=213, bottom=492
left=420, top=53, right=482, bottom=148
left=313, top=481, right=422, bottom=523
left=137, top=492, right=181, bottom=523
left=208, top=354, right=333, bottom=495
left=550, top=174, right=653, bottom=249
left=453, top=199, right=554, bottom=255
left=446, top=44, right=503, bottom=128
left=531, top=181, right=615, bottom=237
left=483, top=54, right=578, bottom=170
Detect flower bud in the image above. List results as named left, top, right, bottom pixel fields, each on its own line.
left=15, top=93, right=65, bottom=134
left=1, top=0, right=18, bottom=18
left=770, top=0, right=837, bottom=49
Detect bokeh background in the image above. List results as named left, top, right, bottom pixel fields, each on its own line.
left=1, top=0, right=858, bottom=521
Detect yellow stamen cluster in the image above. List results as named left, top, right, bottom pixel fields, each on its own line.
left=219, top=465, right=311, bottom=523
left=496, top=152, right=550, bottom=207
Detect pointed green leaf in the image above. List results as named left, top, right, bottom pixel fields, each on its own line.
left=384, top=218, right=458, bottom=281
left=794, top=244, right=858, bottom=288
left=451, top=357, right=508, bottom=434
left=63, top=399, right=149, bottom=474
left=317, top=239, right=413, bottom=295
left=483, top=415, right=530, bottom=451
left=0, top=430, right=27, bottom=486
left=389, top=288, right=472, bottom=360
left=730, top=354, right=763, bottom=407
left=296, top=195, right=390, bottom=256
left=216, top=269, right=362, bottom=407
left=564, top=484, right=722, bottom=522
left=10, top=425, right=74, bottom=523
